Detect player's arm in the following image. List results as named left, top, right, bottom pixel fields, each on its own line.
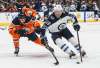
left=69, top=14, right=80, bottom=31
left=39, top=20, right=50, bottom=45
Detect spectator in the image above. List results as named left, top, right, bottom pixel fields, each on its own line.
left=87, top=2, right=94, bottom=11
left=29, top=2, right=35, bottom=9
left=80, top=1, right=87, bottom=11
left=76, top=0, right=81, bottom=11
left=93, top=1, right=99, bottom=20
left=41, top=2, right=49, bottom=20
left=69, top=0, right=77, bottom=12
left=63, top=1, right=70, bottom=13
left=6, top=4, right=17, bottom=12
left=93, top=1, right=99, bottom=11
left=47, top=2, right=53, bottom=12
left=34, top=0, right=42, bottom=12
left=0, top=4, right=6, bottom=12
left=15, top=2, right=25, bottom=12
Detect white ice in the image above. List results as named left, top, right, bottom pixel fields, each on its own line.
left=0, top=23, right=100, bottom=68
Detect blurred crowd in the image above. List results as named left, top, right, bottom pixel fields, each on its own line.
left=0, top=0, right=99, bottom=12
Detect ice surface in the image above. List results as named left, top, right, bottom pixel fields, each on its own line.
left=0, top=23, right=100, bottom=68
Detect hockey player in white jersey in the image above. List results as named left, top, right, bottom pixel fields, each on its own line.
left=40, top=5, right=86, bottom=62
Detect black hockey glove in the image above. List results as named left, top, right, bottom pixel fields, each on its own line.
left=16, top=29, right=28, bottom=36
left=35, top=27, right=41, bottom=34
left=73, top=23, right=80, bottom=31
left=41, top=36, right=48, bottom=45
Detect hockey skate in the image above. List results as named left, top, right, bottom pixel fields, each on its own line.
left=69, top=50, right=86, bottom=59
left=14, top=47, right=19, bottom=56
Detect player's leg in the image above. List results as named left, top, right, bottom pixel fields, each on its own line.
left=51, top=33, right=79, bottom=55
left=8, top=28, right=20, bottom=55
left=62, top=28, right=86, bottom=58
left=27, top=32, right=42, bottom=45
left=13, top=38, right=20, bottom=55
left=28, top=32, right=54, bottom=52
left=12, top=33, right=21, bottom=55
left=68, top=37, right=86, bottom=57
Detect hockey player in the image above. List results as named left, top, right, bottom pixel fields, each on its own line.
left=41, top=5, right=86, bottom=61
left=8, top=14, right=53, bottom=56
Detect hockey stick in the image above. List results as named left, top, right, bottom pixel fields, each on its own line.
left=76, top=30, right=83, bottom=62
left=48, top=47, right=59, bottom=65
left=43, top=39, right=59, bottom=65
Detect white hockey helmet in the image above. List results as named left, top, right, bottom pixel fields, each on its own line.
left=53, top=5, right=63, bottom=12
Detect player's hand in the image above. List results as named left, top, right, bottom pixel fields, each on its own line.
left=73, top=23, right=80, bottom=31
left=16, top=29, right=28, bottom=36
left=41, top=36, right=47, bottom=45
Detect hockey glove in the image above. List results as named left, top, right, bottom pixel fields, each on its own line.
left=35, top=27, right=41, bottom=34
left=16, top=29, right=28, bottom=36
left=73, top=23, right=80, bottom=31
left=41, top=36, right=48, bottom=45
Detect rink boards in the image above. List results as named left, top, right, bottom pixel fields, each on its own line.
left=0, top=12, right=100, bottom=27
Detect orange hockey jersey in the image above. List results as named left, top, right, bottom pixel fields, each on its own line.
left=8, top=20, right=42, bottom=38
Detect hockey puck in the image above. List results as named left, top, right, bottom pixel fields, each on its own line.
left=76, top=62, right=80, bottom=64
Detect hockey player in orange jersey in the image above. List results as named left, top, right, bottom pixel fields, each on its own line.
left=8, top=14, right=52, bottom=56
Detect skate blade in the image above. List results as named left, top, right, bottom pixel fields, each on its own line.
left=70, top=54, right=88, bottom=59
